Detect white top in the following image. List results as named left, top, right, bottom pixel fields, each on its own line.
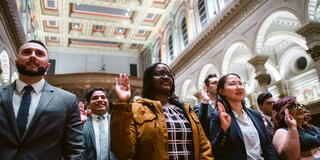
left=208, top=100, right=216, bottom=110
left=264, top=115, right=273, bottom=127
left=13, top=78, right=45, bottom=129
left=91, top=113, right=109, bottom=160
left=232, top=109, right=264, bottom=160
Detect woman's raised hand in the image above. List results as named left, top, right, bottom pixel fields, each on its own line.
left=115, top=74, right=131, bottom=102
left=217, top=101, right=231, bottom=133
left=285, top=109, right=297, bottom=129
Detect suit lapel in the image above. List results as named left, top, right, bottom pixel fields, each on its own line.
left=25, top=81, right=55, bottom=136
left=0, top=82, right=20, bottom=140
left=87, top=117, right=96, bottom=149
left=246, top=110, right=265, bottom=143
left=229, top=111, right=244, bottom=143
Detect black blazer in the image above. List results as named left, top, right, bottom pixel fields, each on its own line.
left=210, top=107, right=278, bottom=160
left=193, top=102, right=216, bottom=141
left=0, top=81, right=84, bottom=159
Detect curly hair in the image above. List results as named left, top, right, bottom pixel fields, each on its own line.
left=272, top=96, right=296, bottom=134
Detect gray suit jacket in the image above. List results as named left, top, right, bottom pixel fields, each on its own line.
left=83, top=115, right=117, bottom=160
left=0, top=81, right=85, bottom=160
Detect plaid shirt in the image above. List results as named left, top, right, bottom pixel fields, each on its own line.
left=163, top=103, right=193, bottom=160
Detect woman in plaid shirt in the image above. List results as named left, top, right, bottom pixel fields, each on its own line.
left=110, top=63, right=213, bottom=160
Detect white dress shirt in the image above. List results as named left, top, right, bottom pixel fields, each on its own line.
left=232, top=109, right=264, bottom=160
left=91, top=113, right=109, bottom=160
left=12, top=78, right=45, bottom=129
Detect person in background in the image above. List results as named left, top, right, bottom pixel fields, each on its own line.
left=273, top=96, right=320, bottom=159
left=83, top=87, right=117, bottom=160
left=194, top=74, right=219, bottom=140
left=110, top=63, right=213, bottom=160
left=210, top=73, right=278, bottom=160
left=0, top=40, right=84, bottom=159
left=257, top=92, right=275, bottom=139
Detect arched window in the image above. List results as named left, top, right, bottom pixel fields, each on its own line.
left=198, top=0, right=207, bottom=28
left=0, top=50, right=10, bottom=85
left=181, top=17, right=189, bottom=46
left=168, top=34, right=174, bottom=61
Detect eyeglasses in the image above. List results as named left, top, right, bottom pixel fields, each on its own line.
left=154, top=71, right=174, bottom=79
left=226, top=81, right=246, bottom=89
left=288, top=104, right=305, bottom=110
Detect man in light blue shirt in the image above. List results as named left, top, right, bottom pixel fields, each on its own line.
left=83, top=87, right=117, bottom=160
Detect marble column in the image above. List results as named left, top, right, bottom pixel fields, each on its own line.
left=296, top=22, right=320, bottom=80
left=248, top=55, right=270, bottom=93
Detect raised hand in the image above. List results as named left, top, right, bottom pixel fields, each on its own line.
left=285, top=109, right=297, bottom=129
left=263, top=117, right=269, bottom=128
left=217, top=101, right=231, bottom=133
left=115, top=73, right=131, bottom=102
left=201, top=84, right=210, bottom=104
left=78, top=102, right=87, bottom=124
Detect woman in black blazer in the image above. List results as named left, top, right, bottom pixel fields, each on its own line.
left=210, top=73, right=278, bottom=160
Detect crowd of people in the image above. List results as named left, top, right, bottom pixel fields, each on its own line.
left=0, top=40, right=319, bottom=160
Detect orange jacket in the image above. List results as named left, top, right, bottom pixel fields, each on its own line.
left=110, top=98, right=213, bottom=160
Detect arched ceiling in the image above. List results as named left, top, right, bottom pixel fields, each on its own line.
left=31, top=0, right=180, bottom=55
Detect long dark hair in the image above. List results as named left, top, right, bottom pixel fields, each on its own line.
left=216, top=73, right=246, bottom=113
left=272, top=96, right=296, bottom=134
left=142, top=62, right=180, bottom=106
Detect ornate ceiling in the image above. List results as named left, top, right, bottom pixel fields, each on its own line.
left=31, top=0, right=180, bottom=55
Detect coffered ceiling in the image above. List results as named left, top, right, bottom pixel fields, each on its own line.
left=31, top=0, right=180, bottom=55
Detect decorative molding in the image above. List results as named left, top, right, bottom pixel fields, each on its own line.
left=0, top=0, right=26, bottom=54
left=255, top=73, right=271, bottom=86
left=170, top=0, right=268, bottom=76
left=306, top=45, right=320, bottom=61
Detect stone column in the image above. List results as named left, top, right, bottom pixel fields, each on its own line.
left=248, top=55, right=270, bottom=93
left=296, top=22, right=320, bottom=80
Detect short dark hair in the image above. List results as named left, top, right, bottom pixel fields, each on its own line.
left=257, top=92, right=273, bottom=106
left=26, top=40, right=48, bottom=52
left=204, top=73, right=218, bottom=87
left=85, top=87, right=109, bottom=103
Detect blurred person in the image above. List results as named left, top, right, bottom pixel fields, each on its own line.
left=210, top=73, right=278, bottom=160
left=83, top=87, right=117, bottom=160
left=273, top=96, right=320, bottom=159
left=0, top=40, right=84, bottom=159
left=257, top=92, right=275, bottom=139
left=194, top=74, right=219, bottom=140
left=110, top=63, right=213, bottom=160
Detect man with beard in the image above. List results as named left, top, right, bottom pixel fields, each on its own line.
left=83, top=87, right=117, bottom=160
left=0, top=40, right=85, bottom=159
left=194, top=73, right=219, bottom=141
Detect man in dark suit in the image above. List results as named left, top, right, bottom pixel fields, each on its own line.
left=193, top=73, right=219, bottom=140
left=0, top=40, right=84, bottom=159
left=257, top=92, right=275, bottom=140
left=83, top=87, right=116, bottom=160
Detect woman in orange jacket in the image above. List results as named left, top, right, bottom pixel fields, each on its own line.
left=110, top=63, right=213, bottom=160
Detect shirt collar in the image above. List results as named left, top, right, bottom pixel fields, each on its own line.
left=91, top=113, right=108, bottom=121
left=264, top=115, right=272, bottom=122
left=16, top=78, right=45, bottom=94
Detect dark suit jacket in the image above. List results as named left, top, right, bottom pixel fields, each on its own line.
left=193, top=102, right=216, bottom=141
left=0, top=81, right=85, bottom=160
left=264, top=116, right=273, bottom=141
left=83, top=115, right=117, bottom=160
left=210, top=108, right=278, bottom=160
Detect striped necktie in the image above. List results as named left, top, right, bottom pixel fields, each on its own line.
left=16, top=85, right=33, bottom=137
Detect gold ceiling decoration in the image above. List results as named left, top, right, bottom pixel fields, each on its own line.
left=32, top=0, right=180, bottom=55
